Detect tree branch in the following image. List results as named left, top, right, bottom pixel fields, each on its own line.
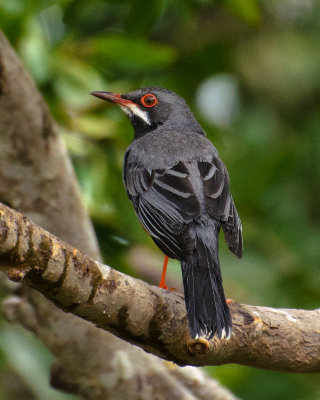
left=0, top=31, right=100, bottom=261
left=1, top=289, right=237, bottom=400
left=1, top=202, right=319, bottom=373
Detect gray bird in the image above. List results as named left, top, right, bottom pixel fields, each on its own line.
left=92, top=87, right=242, bottom=339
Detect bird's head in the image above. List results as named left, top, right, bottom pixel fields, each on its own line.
left=91, top=87, right=204, bottom=138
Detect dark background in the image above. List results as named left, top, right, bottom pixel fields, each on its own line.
left=0, top=1, right=320, bottom=399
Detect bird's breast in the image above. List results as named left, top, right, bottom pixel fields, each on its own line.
left=127, top=130, right=218, bottom=170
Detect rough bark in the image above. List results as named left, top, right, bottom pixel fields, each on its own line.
left=1, top=202, right=320, bottom=374
left=0, top=30, right=100, bottom=260
left=0, top=29, right=238, bottom=400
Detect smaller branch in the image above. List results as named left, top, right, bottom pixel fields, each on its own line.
left=1, top=202, right=320, bottom=373
left=2, top=290, right=237, bottom=400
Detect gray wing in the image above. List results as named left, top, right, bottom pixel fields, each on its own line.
left=198, top=156, right=243, bottom=258
left=123, top=153, right=200, bottom=260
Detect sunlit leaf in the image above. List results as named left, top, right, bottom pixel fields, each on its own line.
left=73, top=115, right=117, bottom=139
left=19, top=20, right=51, bottom=84
left=52, top=54, right=107, bottom=108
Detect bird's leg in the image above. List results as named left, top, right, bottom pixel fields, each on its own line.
left=159, top=255, right=169, bottom=290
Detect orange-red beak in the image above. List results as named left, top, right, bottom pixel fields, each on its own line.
left=91, top=91, right=135, bottom=107
left=91, top=91, right=151, bottom=125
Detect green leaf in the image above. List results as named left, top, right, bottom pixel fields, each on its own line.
left=125, top=0, right=162, bottom=35
left=19, top=20, right=51, bottom=84
left=52, top=54, right=107, bottom=108
left=79, top=34, right=176, bottom=73
left=73, top=115, right=117, bottom=139
left=224, top=0, right=261, bottom=24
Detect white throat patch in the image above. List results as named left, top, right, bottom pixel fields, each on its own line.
left=120, top=104, right=151, bottom=125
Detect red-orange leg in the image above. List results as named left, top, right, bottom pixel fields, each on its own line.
left=159, top=255, right=169, bottom=290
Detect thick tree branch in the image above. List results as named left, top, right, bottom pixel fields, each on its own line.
left=0, top=31, right=100, bottom=260
left=1, top=202, right=319, bottom=373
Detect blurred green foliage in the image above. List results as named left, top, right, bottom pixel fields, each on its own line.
left=1, top=0, right=320, bottom=399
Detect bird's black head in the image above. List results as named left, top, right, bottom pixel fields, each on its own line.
left=91, top=87, right=204, bottom=138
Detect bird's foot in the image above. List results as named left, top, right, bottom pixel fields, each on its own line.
left=226, top=298, right=235, bottom=304
left=159, top=283, right=169, bottom=290
left=158, top=283, right=176, bottom=291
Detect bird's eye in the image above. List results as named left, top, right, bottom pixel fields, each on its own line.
left=141, top=94, right=158, bottom=107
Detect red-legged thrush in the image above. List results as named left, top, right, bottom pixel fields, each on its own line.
left=92, top=87, right=242, bottom=339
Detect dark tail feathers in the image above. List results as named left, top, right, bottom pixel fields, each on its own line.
left=181, top=227, right=231, bottom=339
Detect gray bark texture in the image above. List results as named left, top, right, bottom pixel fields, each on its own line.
left=0, top=29, right=238, bottom=400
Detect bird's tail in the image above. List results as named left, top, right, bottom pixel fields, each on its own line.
left=181, top=224, right=231, bottom=339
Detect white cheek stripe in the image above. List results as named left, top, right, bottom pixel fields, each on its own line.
left=120, top=104, right=151, bottom=125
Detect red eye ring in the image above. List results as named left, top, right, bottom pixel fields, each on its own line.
left=141, top=93, right=158, bottom=107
